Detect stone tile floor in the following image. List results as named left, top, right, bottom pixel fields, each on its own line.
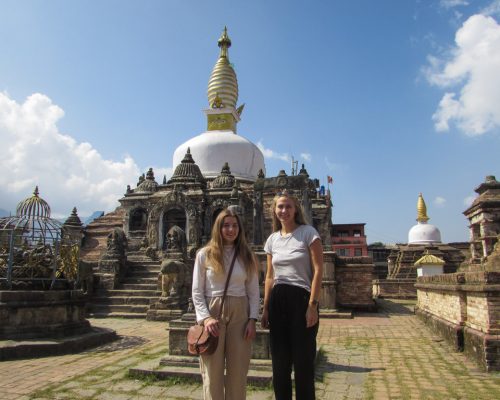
left=0, top=299, right=499, bottom=399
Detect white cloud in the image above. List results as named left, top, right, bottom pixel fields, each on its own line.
left=0, top=92, right=141, bottom=218
left=434, top=196, right=447, bottom=207
left=440, top=0, right=469, bottom=9
left=463, top=194, right=476, bottom=206
left=425, top=14, right=500, bottom=135
left=300, top=153, right=311, bottom=162
left=256, top=140, right=290, bottom=162
left=482, top=0, right=500, bottom=17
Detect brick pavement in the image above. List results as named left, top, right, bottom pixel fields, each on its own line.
left=0, top=299, right=499, bottom=399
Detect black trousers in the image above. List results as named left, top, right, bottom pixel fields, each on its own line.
left=268, top=284, right=318, bottom=400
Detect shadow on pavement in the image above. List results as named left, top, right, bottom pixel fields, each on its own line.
left=85, top=335, right=149, bottom=353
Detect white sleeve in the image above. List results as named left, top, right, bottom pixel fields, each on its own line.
left=192, top=250, right=211, bottom=323
left=246, top=268, right=260, bottom=320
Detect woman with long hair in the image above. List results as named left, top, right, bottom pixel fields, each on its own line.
left=261, top=192, right=324, bottom=400
left=192, top=207, right=260, bottom=400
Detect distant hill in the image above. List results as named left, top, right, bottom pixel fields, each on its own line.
left=84, top=211, right=105, bottom=226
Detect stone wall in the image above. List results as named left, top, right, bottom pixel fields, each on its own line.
left=336, top=256, right=376, bottom=310
left=415, top=271, right=500, bottom=371
left=373, top=279, right=417, bottom=299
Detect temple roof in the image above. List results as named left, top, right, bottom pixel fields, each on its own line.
left=168, top=148, right=206, bottom=185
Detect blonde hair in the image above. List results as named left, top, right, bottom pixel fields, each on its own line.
left=205, top=208, right=257, bottom=276
left=271, top=192, right=308, bottom=232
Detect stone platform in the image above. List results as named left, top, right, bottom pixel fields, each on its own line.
left=0, top=326, right=117, bottom=361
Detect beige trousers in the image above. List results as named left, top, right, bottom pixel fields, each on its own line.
left=200, top=296, right=252, bottom=400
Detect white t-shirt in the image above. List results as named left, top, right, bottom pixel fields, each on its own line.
left=264, top=224, right=320, bottom=292
left=192, top=246, right=260, bottom=323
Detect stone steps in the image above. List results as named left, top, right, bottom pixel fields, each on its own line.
left=90, top=296, right=155, bottom=305
left=121, top=283, right=158, bottom=290
left=87, top=255, right=162, bottom=319
left=129, top=358, right=272, bottom=386
left=98, top=289, right=159, bottom=297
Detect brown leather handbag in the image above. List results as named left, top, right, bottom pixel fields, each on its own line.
left=187, top=252, right=237, bottom=356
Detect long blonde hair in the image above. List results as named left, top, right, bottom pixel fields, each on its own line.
left=205, top=208, right=257, bottom=276
left=271, top=192, right=308, bottom=232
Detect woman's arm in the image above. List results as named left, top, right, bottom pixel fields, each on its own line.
left=192, top=251, right=221, bottom=336
left=306, top=238, right=323, bottom=328
left=244, top=258, right=260, bottom=340
left=260, top=254, right=274, bottom=329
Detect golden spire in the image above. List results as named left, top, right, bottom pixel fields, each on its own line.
left=207, top=27, right=238, bottom=111
left=218, top=26, right=231, bottom=58
left=416, top=193, right=429, bottom=223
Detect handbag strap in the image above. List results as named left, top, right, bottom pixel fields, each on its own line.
left=216, top=251, right=238, bottom=320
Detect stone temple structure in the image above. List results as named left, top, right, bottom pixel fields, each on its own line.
left=81, top=28, right=376, bottom=321
left=373, top=193, right=466, bottom=298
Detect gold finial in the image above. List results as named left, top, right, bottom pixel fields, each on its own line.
left=34, top=186, right=39, bottom=197
left=218, top=26, right=231, bottom=58
left=416, top=193, right=429, bottom=222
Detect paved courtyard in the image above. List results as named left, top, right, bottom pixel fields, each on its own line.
left=1, top=299, right=500, bottom=399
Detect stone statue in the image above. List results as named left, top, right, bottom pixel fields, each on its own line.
left=160, top=259, right=186, bottom=298
left=165, top=225, right=186, bottom=254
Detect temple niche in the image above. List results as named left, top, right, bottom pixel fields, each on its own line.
left=81, top=27, right=376, bottom=321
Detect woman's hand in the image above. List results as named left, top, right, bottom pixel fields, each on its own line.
left=306, top=304, right=319, bottom=328
left=204, top=317, right=220, bottom=337
left=244, top=319, right=257, bottom=341
left=260, top=309, right=269, bottom=329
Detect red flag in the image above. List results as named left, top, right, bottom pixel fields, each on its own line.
left=327, top=175, right=333, bottom=184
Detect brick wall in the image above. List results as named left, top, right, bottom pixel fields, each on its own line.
left=336, top=256, right=376, bottom=310
left=415, top=271, right=500, bottom=371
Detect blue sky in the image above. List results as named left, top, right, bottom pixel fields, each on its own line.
left=1, top=0, right=499, bottom=244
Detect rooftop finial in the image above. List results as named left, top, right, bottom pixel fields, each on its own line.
left=416, top=193, right=429, bottom=223
left=218, top=26, right=231, bottom=58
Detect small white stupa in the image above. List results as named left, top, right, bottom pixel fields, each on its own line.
left=408, top=193, right=442, bottom=245
left=172, top=27, right=265, bottom=182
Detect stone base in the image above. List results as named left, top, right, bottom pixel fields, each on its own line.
left=464, top=326, right=500, bottom=372
left=415, top=307, right=463, bottom=351
left=129, top=355, right=272, bottom=386
left=146, top=309, right=184, bottom=321
left=0, top=326, right=117, bottom=361
left=0, top=289, right=91, bottom=340
left=146, top=296, right=187, bottom=321
left=130, top=313, right=273, bottom=386
left=168, top=313, right=270, bottom=359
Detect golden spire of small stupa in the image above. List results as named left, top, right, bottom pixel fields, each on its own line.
left=416, top=193, right=430, bottom=223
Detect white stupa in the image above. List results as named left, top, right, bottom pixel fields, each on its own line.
left=172, top=27, right=265, bottom=182
left=408, top=193, right=442, bottom=245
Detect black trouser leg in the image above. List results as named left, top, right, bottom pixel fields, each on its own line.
left=269, top=284, right=318, bottom=400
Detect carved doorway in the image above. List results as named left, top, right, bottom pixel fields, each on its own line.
left=129, top=208, right=147, bottom=231
left=162, top=209, right=186, bottom=250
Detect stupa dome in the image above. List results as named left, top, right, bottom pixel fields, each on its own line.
left=172, top=27, right=265, bottom=182
left=173, top=131, right=264, bottom=182
left=408, top=193, right=442, bottom=245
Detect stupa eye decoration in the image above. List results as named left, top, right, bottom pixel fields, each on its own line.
left=0, top=187, right=81, bottom=290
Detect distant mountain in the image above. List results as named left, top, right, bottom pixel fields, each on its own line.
left=84, top=211, right=105, bottom=226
